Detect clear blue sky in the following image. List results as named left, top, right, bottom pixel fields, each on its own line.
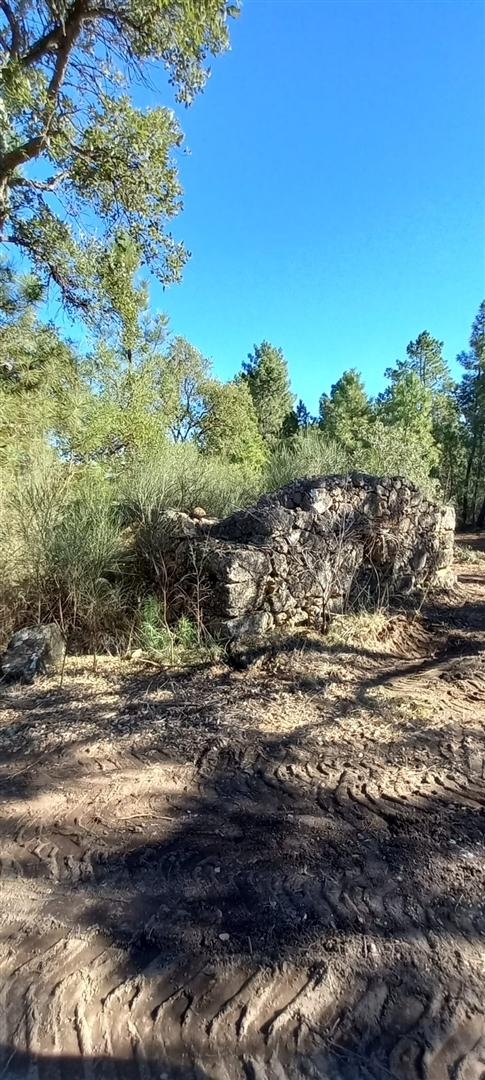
left=100, top=1, right=485, bottom=412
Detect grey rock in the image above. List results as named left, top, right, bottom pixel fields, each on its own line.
left=0, top=624, right=66, bottom=683
left=158, top=474, right=455, bottom=641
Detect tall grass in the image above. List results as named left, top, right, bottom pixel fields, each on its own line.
left=264, top=426, right=440, bottom=499
left=0, top=430, right=442, bottom=655
left=0, top=454, right=129, bottom=651
left=264, top=430, right=349, bottom=491
left=119, top=442, right=259, bottom=522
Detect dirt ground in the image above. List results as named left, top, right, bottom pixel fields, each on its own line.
left=0, top=538, right=484, bottom=1079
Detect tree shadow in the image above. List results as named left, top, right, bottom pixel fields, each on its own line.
left=0, top=1046, right=211, bottom=1078
left=0, top=580, right=484, bottom=1077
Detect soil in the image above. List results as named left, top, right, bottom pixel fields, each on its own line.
left=0, top=537, right=484, bottom=1079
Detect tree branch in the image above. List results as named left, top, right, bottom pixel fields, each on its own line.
left=0, top=0, right=21, bottom=56
left=5, top=231, right=89, bottom=310
left=11, top=170, right=69, bottom=192
left=19, top=1, right=137, bottom=69
left=0, top=2, right=86, bottom=184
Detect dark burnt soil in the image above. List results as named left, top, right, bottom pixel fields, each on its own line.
left=0, top=540, right=484, bottom=1079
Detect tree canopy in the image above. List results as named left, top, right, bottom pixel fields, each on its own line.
left=0, top=0, right=239, bottom=313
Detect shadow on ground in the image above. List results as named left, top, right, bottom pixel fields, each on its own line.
left=0, top=571, right=484, bottom=1078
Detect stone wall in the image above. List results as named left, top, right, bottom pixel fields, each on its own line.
left=161, top=474, right=455, bottom=640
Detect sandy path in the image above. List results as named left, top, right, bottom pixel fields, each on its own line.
left=0, top=545, right=484, bottom=1078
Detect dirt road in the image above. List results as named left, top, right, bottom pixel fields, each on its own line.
left=0, top=543, right=484, bottom=1078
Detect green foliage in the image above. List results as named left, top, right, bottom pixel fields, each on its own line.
left=158, top=336, right=211, bottom=442
left=265, top=421, right=439, bottom=498
left=0, top=0, right=239, bottom=312
left=352, top=420, right=439, bottom=497
left=137, top=596, right=173, bottom=653
left=319, top=369, right=371, bottom=450
left=265, top=429, right=349, bottom=490
left=458, top=300, right=485, bottom=525
left=241, top=340, right=294, bottom=445
left=66, top=342, right=169, bottom=462
left=295, top=399, right=313, bottom=430
left=432, top=389, right=465, bottom=502
left=0, top=453, right=129, bottom=647
left=137, top=598, right=216, bottom=664
left=386, top=331, right=449, bottom=393
left=120, top=442, right=258, bottom=523
left=199, top=379, right=267, bottom=470
left=0, top=270, right=79, bottom=464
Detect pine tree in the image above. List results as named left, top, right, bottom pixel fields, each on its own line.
left=241, top=341, right=294, bottom=446
left=404, top=331, right=449, bottom=392
left=377, top=370, right=439, bottom=478
left=319, top=370, right=371, bottom=451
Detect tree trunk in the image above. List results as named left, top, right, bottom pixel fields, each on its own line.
left=476, top=493, right=485, bottom=529
left=461, top=440, right=476, bottom=526
left=471, top=436, right=484, bottom=525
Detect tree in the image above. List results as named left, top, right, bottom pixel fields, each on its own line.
left=383, top=329, right=463, bottom=501
left=377, top=369, right=439, bottom=476
left=282, top=397, right=313, bottom=437
left=403, top=331, right=449, bottom=392
left=241, top=341, right=294, bottom=445
left=432, top=388, right=464, bottom=503
left=199, top=380, right=267, bottom=470
left=0, top=0, right=239, bottom=312
left=319, top=369, right=371, bottom=451
left=458, top=301, right=485, bottom=525
left=295, top=398, right=312, bottom=430
left=158, top=337, right=211, bottom=443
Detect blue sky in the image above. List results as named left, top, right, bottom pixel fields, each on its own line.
left=91, top=1, right=485, bottom=412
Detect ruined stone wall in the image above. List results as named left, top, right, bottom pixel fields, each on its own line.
left=162, top=474, right=455, bottom=639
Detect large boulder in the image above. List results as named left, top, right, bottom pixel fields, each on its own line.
left=0, top=624, right=66, bottom=683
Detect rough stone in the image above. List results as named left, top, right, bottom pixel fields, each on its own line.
left=0, top=624, right=66, bottom=683
left=163, top=474, right=456, bottom=640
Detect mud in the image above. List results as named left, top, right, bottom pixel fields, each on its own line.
left=0, top=539, right=484, bottom=1078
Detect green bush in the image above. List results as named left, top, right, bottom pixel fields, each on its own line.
left=46, top=469, right=129, bottom=650
left=137, top=595, right=173, bottom=652
left=351, top=420, right=440, bottom=498
left=137, top=597, right=215, bottom=664
left=264, top=430, right=349, bottom=491
left=264, top=424, right=440, bottom=499
left=0, top=455, right=130, bottom=650
left=119, top=442, right=259, bottom=523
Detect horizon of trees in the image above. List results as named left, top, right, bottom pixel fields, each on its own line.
left=1, top=254, right=484, bottom=524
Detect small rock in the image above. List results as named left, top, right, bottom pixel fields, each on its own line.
left=218, top=933, right=230, bottom=941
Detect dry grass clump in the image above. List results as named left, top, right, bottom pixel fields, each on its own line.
left=325, top=610, right=392, bottom=649
left=454, top=543, right=485, bottom=566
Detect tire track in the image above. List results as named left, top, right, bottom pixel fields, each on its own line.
left=0, top=565, right=484, bottom=1076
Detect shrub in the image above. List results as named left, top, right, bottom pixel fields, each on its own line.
left=119, top=442, right=259, bottom=523
left=264, top=424, right=440, bottom=499
left=136, top=597, right=217, bottom=664
left=0, top=455, right=130, bottom=651
left=352, top=420, right=440, bottom=499
left=264, top=430, right=348, bottom=491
